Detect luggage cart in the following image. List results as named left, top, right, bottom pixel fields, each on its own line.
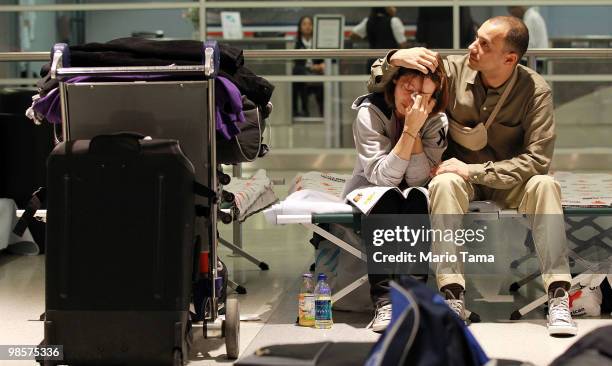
left=46, top=42, right=240, bottom=361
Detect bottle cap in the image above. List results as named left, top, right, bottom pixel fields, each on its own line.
left=317, top=273, right=327, bottom=281
left=302, top=273, right=313, bottom=278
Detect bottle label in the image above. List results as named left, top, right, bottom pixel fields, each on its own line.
left=299, top=294, right=315, bottom=325
left=299, top=295, right=315, bottom=316
left=315, top=299, right=332, bottom=321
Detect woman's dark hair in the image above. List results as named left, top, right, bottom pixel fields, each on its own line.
left=383, top=54, right=449, bottom=115
left=296, top=16, right=313, bottom=41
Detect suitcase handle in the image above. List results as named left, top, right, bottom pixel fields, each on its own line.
left=89, top=132, right=146, bottom=155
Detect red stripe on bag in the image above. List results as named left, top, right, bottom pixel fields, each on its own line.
left=200, top=252, right=209, bottom=273
left=569, top=290, right=582, bottom=308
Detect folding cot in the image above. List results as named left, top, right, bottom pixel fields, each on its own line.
left=264, top=171, right=612, bottom=319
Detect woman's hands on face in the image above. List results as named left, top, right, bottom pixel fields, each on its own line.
left=403, top=94, right=436, bottom=135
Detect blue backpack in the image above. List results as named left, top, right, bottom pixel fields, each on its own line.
left=366, top=278, right=489, bottom=366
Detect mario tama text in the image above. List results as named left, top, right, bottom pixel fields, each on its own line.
left=362, top=215, right=495, bottom=273
left=372, top=250, right=494, bottom=264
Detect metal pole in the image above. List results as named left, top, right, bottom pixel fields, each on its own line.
left=528, top=55, right=537, bottom=71
left=3, top=49, right=612, bottom=62
left=324, top=59, right=333, bottom=148
left=232, top=164, right=243, bottom=250
left=452, top=2, right=460, bottom=49
left=59, top=82, right=69, bottom=141
left=332, top=61, right=341, bottom=148
left=199, top=0, right=206, bottom=41
left=207, top=78, right=218, bottom=320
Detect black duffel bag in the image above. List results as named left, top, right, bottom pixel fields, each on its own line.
left=216, top=95, right=270, bottom=164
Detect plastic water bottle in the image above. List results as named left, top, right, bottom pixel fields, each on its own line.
left=298, top=273, right=315, bottom=327
left=314, top=273, right=333, bottom=329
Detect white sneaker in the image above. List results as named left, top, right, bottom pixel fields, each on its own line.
left=547, top=288, right=578, bottom=337
left=371, top=304, right=392, bottom=333
left=444, top=289, right=467, bottom=323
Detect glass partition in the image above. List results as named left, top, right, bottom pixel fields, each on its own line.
left=2, top=51, right=611, bottom=151
left=468, top=6, right=612, bottom=49
left=1, top=0, right=611, bottom=170
left=3, top=4, right=612, bottom=52
left=254, top=55, right=612, bottom=151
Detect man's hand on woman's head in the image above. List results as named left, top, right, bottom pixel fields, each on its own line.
left=390, top=48, right=439, bottom=74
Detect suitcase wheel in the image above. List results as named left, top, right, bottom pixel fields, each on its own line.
left=224, top=297, right=240, bottom=359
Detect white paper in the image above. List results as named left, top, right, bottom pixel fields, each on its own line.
left=221, top=11, right=243, bottom=40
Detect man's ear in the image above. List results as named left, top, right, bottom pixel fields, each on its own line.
left=505, top=52, right=518, bottom=65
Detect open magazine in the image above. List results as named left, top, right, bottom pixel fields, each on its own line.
left=345, top=186, right=429, bottom=215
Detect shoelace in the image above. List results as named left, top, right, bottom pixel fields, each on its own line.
left=550, top=296, right=573, bottom=324
left=375, top=305, right=392, bottom=322
left=446, top=299, right=464, bottom=318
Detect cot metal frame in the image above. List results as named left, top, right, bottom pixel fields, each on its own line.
left=277, top=203, right=612, bottom=320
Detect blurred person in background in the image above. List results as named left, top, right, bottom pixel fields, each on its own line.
left=351, top=7, right=408, bottom=73
left=508, top=6, right=549, bottom=49
left=508, top=6, right=549, bottom=72
left=416, top=7, right=477, bottom=49
left=19, top=0, right=36, bottom=78
left=292, top=16, right=324, bottom=118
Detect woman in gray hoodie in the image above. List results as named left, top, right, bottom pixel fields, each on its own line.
left=344, top=59, right=449, bottom=196
left=344, top=57, right=449, bottom=333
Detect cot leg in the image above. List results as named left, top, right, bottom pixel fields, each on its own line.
left=510, top=293, right=548, bottom=320
left=509, top=271, right=541, bottom=292
left=510, top=252, right=535, bottom=269
left=303, top=223, right=367, bottom=262
left=465, top=309, right=481, bottom=323
left=232, top=212, right=243, bottom=250
left=331, top=275, right=369, bottom=304
left=228, top=279, right=247, bottom=295
left=219, top=237, right=270, bottom=270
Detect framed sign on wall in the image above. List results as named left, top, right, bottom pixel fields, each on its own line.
left=313, top=14, right=345, bottom=49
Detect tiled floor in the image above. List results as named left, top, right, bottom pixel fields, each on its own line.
left=1, top=173, right=611, bottom=366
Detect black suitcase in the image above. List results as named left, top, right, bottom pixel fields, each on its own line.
left=43, top=134, right=196, bottom=366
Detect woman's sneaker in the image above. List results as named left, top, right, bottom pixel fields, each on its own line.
left=547, top=287, right=577, bottom=336
left=444, top=288, right=467, bottom=323
left=371, top=304, right=392, bottom=333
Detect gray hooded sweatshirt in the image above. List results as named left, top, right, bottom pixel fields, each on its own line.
left=342, top=93, right=449, bottom=197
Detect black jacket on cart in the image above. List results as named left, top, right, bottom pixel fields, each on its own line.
left=37, top=37, right=274, bottom=118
